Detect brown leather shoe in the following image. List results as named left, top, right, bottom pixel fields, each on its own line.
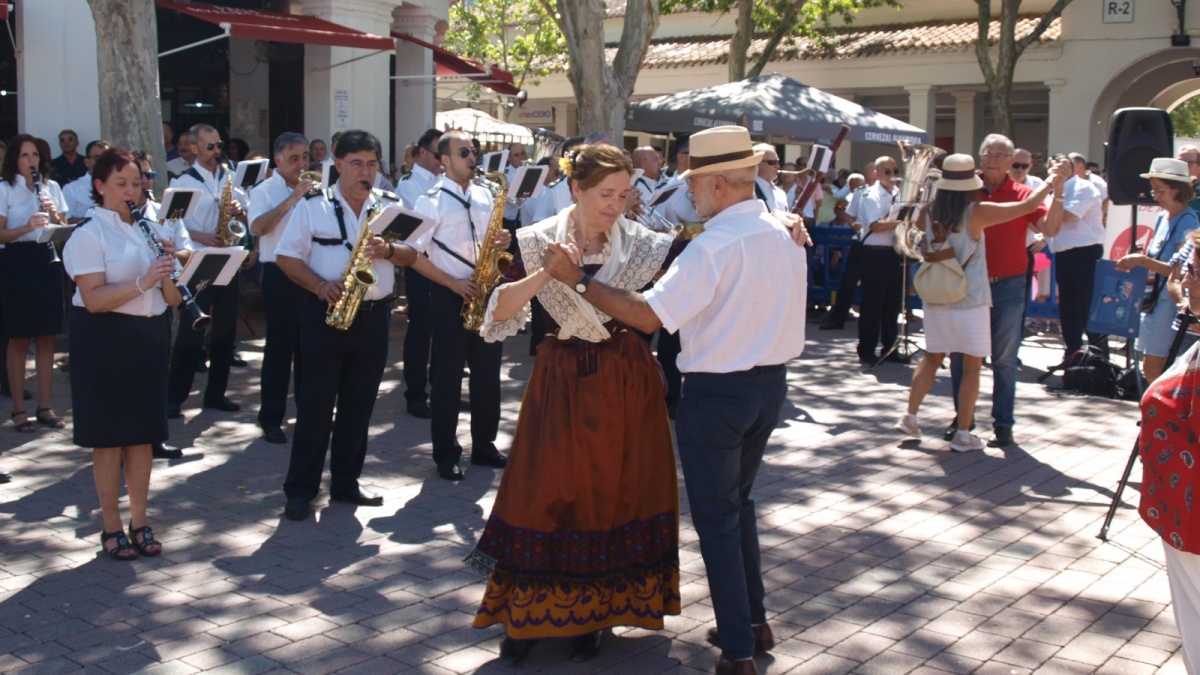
left=715, top=657, right=758, bottom=675
left=705, top=623, right=775, bottom=654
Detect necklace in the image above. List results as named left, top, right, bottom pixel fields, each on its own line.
left=573, top=220, right=607, bottom=256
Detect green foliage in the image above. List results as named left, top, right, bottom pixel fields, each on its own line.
left=1172, top=96, right=1200, bottom=139
left=443, top=0, right=565, bottom=99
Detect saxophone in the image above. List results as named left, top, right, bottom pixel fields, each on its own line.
left=215, top=176, right=247, bottom=247
left=461, top=172, right=513, bottom=331
left=326, top=200, right=393, bottom=330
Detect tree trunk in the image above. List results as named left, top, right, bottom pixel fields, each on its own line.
left=747, top=1, right=803, bottom=80
left=88, top=0, right=167, bottom=195
left=728, top=0, right=753, bottom=82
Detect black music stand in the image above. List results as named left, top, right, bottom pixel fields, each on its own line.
left=870, top=204, right=925, bottom=370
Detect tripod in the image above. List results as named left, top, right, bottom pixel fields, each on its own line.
left=1097, top=310, right=1195, bottom=542
left=871, top=248, right=924, bottom=369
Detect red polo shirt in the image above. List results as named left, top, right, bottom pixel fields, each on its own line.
left=980, top=175, right=1046, bottom=278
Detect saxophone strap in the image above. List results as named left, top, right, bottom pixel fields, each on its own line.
left=316, top=189, right=353, bottom=251
left=437, top=186, right=479, bottom=266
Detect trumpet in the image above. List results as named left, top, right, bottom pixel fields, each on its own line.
left=299, top=170, right=323, bottom=197
left=128, top=201, right=211, bottom=330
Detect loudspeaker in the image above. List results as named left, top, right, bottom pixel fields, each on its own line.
left=1105, top=108, right=1174, bottom=205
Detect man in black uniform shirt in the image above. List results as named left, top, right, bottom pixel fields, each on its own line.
left=275, top=130, right=419, bottom=521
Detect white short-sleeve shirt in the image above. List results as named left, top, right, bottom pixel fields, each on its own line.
left=168, top=162, right=249, bottom=236
left=413, top=178, right=495, bottom=281
left=531, top=179, right=572, bottom=222
left=62, top=173, right=95, bottom=221
left=248, top=172, right=298, bottom=263
left=396, top=164, right=441, bottom=210
left=754, top=176, right=788, bottom=213
left=1051, top=175, right=1105, bottom=253
left=857, top=181, right=898, bottom=247
left=0, top=177, right=68, bottom=243
left=644, top=199, right=808, bottom=373
left=62, top=207, right=170, bottom=316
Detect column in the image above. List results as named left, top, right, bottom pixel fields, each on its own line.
left=17, top=0, right=100, bottom=145
left=302, top=0, right=399, bottom=163
left=392, top=3, right=444, bottom=154
left=905, top=84, right=936, bottom=144
left=951, top=89, right=978, bottom=155
left=229, top=38, right=270, bottom=154
left=1044, top=79, right=1072, bottom=156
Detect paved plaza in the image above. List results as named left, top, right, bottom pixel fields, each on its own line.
left=0, top=307, right=1189, bottom=674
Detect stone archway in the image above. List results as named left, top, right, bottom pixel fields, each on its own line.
left=1090, top=47, right=1200, bottom=156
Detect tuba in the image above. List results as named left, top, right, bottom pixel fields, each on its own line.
left=530, top=128, right=565, bottom=165
left=215, top=176, right=247, bottom=247
left=462, top=172, right=513, bottom=331
left=892, top=141, right=945, bottom=259
left=326, top=200, right=397, bottom=330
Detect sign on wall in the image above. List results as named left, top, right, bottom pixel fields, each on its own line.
left=1103, top=0, right=1133, bottom=24
left=511, top=102, right=554, bottom=127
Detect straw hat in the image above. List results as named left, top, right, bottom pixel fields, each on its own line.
left=1140, top=157, right=1192, bottom=183
left=933, top=154, right=983, bottom=191
left=680, top=126, right=764, bottom=178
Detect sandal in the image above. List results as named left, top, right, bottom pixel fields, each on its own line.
left=101, top=529, right=138, bottom=561
left=128, top=524, right=162, bottom=557
left=10, top=411, right=35, bottom=433
left=35, top=407, right=65, bottom=429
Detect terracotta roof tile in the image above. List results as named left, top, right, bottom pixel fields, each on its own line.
left=602, top=15, right=1061, bottom=69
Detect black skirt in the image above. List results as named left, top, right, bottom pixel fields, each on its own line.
left=3, top=242, right=64, bottom=337
left=69, top=306, right=170, bottom=448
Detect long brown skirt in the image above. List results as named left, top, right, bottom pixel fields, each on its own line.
left=468, top=329, right=681, bottom=639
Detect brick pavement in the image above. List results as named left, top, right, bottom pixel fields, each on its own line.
left=0, top=306, right=1188, bottom=674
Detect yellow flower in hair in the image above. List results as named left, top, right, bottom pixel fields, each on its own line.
left=559, top=155, right=573, bottom=178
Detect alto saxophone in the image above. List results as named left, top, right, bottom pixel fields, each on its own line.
left=461, top=172, right=513, bottom=331
left=326, top=201, right=396, bottom=330
left=215, top=176, right=247, bottom=247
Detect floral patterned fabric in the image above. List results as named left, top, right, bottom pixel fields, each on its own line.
left=1139, top=344, right=1200, bottom=554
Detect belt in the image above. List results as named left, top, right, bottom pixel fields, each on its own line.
left=864, top=245, right=894, bottom=250
left=357, top=298, right=391, bottom=313
left=989, top=273, right=1024, bottom=284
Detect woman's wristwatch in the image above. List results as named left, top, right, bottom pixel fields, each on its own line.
left=575, top=272, right=593, bottom=294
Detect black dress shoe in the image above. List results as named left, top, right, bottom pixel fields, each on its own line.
left=0, top=470, right=12, bottom=484
left=988, top=426, right=1013, bottom=448
left=942, top=418, right=976, bottom=442
left=284, top=497, right=311, bottom=521
left=437, top=462, right=464, bottom=481
left=167, top=403, right=182, bottom=419
left=471, top=444, right=508, bottom=468
left=715, top=657, right=759, bottom=675
left=883, top=352, right=911, bottom=365
left=152, top=443, right=183, bottom=460
left=203, top=397, right=240, bottom=412
left=261, top=425, right=287, bottom=444
left=195, top=360, right=208, bottom=373
left=499, top=637, right=536, bottom=666
left=330, top=487, right=383, bottom=506
left=570, top=632, right=601, bottom=662
left=231, top=354, right=248, bottom=367
left=406, top=400, right=432, bottom=419
left=818, top=321, right=844, bottom=331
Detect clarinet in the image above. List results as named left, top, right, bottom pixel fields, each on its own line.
left=127, top=201, right=211, bottom=330
left=30, top=171, right=62, bottom=264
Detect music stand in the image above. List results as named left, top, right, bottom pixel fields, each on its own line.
left=371, top=203, right=436, bottom=243
left=508, top=166, right=547, bottom=203
left=35, top=225, right=76, bottom=245
left=480, top=151, right=508, bottom=174
left=870, top=202, right=926, bottom=370
left=177, top=248, right=248, bottom=295
left=158, top=188, right=201, bottom=222
left=233, top=159, right=268, bottom=190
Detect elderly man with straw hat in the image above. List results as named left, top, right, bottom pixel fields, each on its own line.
left=541, top=125, right=808, bottom=675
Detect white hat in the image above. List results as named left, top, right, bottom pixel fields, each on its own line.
left=680, top=126, right=764, bottom=178
left=1140, top=157, right=1192, bottom=183
left=933, top=154, right=983, bottom=191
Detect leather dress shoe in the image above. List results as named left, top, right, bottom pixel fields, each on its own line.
left=195, top=360, right=208, bottom=373
left=167, top=403, right=183, bottom=419
left=883, top=352, right=911, bottom=365
left=330, top=487, right=383, bottom=506
left=570, top=632, right=602, bottom=662
left=818, top=321, right=843, bottom=330
left=152, top=443, right=183, bottom=460
left=471, top=444, right=508, bottom=468
left=0, top=470, right=12, bottom=484
left=203, top=397, right=240, bottom=412
left=261, top=425, right=288, bottom=444
left=437, top=462, right=464, bottom=481
left=499, top=637, right=536, bottom=666
left=231, top=354, right=248, bottom=367
left=715, top=657, right=758, bottom=675
left=988, top=426, right=1014, bottom=448
left=406, top=400, right=432, bottom=419
left=705, top=624, right=775, bottom=654
left=284, top=497, right=311, bottom=521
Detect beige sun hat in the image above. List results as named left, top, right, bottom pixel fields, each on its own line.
left=1140, top=157, right=1192, bottom=183
left=933, top=153, right=983, bottom=191
left=679, top=126, right=764, bottom=178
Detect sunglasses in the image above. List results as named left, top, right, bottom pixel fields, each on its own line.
left=762, top=159, right=780, bottom=166
left=59, top=137, right=75, bottom=143
left=204, top=141, right=224, bottom=151
left=457, top=147, right=475, bottom=159
left=879, top=168, right=899, bottom=176
left=142, top=171, right=157, bottom=179
left=1011, top=163, right=1031, bottom=170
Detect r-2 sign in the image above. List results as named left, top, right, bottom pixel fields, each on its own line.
left=1103, top=0, right=1133, bottom=23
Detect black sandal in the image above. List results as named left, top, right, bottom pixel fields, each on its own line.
left=128, top=524, right=162, bottom=557
left=101, top=529, right=138, bottom=561
left=10, top=411, right=35, bottom=433
left=35, top=407, right=65, bottom=429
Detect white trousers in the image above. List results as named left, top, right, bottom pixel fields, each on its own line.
left=1163, top=541, right=1200, bottom=675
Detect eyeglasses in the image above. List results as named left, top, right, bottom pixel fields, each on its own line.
left=59, top=136, right=75, bottom=143
left=142, top=171, right=157, bottom=179
left=204, top=141, right=224, bottom=151
left=762, top=159, right=780, bottom=166
left=1011, top=163, right=1031, bottom=170
left=457, top=147, right=475, bottom=159
left=879, top=168, right=899, bottom=176
left=1151, top=188, right=1172, bottom=196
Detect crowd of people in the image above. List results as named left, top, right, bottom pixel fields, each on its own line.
left=2, top=117, right=1200, bottom=672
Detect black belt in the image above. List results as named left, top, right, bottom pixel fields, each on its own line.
left=357, top=298, right=391, bottom=313
left=988, top=273, right=1024, bottom=283
left=864, top=245, right=894, bottom=250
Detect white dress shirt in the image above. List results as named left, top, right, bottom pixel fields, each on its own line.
left=275, top=185, right=397, bottom=301
left=248, top=172, right=299, bottom=263
left=503, top=164, right=522, bottom=220
left=137, top=199, right=194, bottom=253
left=856, top=181, right=898, bottom=247
left=396, top=164, right=441, bottom=210
left=645, top=199, right=807, bottom=373
left=753, top=176, right=788, bottom=213
left=634, top=173, right=664, bottom=210
left=168, top=162, right=248, bottom=237
left=1051, top=175, right=1105, bottom=253
left=531, top=179, right=572, bottom=223
left=414, top=177, right=495, bottom=281
left=63, top=207, right=171, bottom=316
left=62, top=173, right=95, bottom=221
left=0, top=177, right=68, bottom=243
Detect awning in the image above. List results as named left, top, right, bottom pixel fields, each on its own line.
left=392, top=31, right=522, bottom=99
left=157, top=0, right=395, bottom=54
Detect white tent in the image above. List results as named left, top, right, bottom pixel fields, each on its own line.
left=436, top=108, right=534, bottom=145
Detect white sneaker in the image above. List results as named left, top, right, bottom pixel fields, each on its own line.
left=893, top=414, right=921, bottom=439
left=950, top=430, right=984, bottom=452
